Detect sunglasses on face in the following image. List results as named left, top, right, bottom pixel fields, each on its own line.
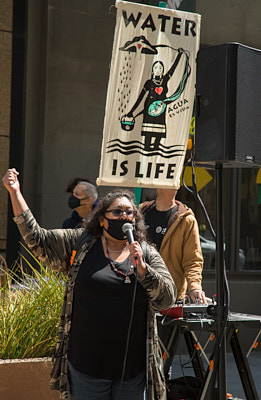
left=105, top=209, right=137, bottom=218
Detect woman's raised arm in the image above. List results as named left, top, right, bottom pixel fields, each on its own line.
left=2, top=168, right=28, bottom=216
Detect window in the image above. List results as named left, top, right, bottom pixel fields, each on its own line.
left=240, top=168, right=261, bottom=270
left=178, top=166, right=261, bottom=272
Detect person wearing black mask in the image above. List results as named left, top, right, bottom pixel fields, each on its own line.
left=2, top=168, right=176, bottom=400
left=62, top=181, right=98, bottom=228
left=65, top=177, right=92, bottom=194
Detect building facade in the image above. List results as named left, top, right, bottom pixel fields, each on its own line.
left=0, top=0, right=261, bottom=315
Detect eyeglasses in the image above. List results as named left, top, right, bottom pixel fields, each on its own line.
left=105, top=209, right=137, bottom=218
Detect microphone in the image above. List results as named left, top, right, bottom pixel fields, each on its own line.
left=122, top=223, right=138, bottom=268
left=122, top=223, right=134, bottom=244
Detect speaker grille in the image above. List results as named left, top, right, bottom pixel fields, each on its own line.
left=195, top=42, right=261, bottom=168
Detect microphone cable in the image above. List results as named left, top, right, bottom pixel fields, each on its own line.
left=181, top=150, right=216, bottom=240
left=116, top=261, right=139, bottom=400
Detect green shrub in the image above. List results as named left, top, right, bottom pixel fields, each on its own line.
left=0, top=244, right=66, bottom=359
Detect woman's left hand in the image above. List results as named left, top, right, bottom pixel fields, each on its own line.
left=127, top=241, right=147, bottom=278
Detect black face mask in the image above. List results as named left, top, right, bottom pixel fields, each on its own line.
left=68, top=195, right=81, bottom=210
left=104, top=217, right=133, bottom=241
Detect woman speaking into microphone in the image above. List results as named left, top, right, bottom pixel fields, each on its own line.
left=2, top=168, right=176, bottom=400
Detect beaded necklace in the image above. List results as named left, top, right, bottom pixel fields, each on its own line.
left=108, top=256, right=133, bottom=283
left=107, top=248, right=133, bottom=283
left=104, top=237, right=133, bottom=283
left=107, top=245, right=127, bottom=253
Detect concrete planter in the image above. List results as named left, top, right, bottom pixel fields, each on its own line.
left=0, top=358, right=60, bottom=400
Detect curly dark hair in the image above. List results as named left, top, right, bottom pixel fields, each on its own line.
left=85, top=190, right=147, bottom=243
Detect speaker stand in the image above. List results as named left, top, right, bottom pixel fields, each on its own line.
left=216, top=162, right=227, bottom=399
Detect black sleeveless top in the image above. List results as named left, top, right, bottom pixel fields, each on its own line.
left=68, top=238, right=148, bottom=380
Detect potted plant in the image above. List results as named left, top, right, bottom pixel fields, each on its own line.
left=0, top=245, right=65, bottom=400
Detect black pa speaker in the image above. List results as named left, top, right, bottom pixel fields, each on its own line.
left=195, top=42, right=261, bottom=168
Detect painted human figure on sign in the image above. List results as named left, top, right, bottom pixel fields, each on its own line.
left=123, top=48, right=190, bottom=151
